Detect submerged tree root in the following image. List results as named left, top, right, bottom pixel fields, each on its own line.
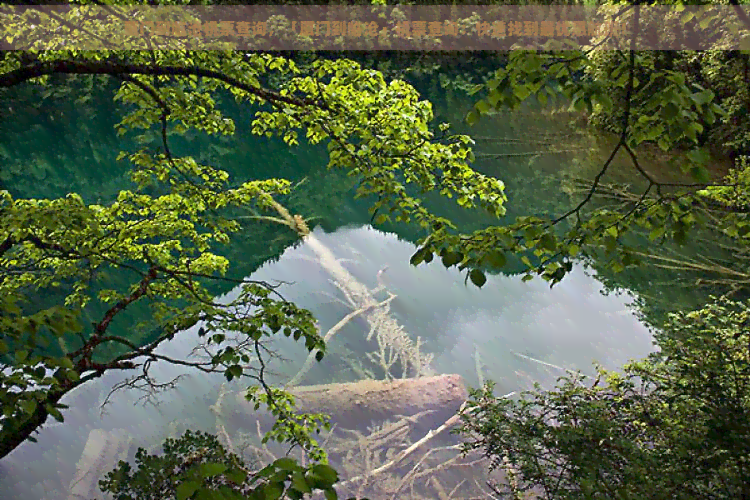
left=205, top=195, right=521, bottom=499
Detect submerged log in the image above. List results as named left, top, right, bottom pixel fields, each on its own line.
left=233, top=374, right=468, bottom=432
left=67, top=429, right=131, bottom=500
left=261, top=196, right=435, bottom=379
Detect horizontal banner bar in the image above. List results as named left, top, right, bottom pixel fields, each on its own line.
left=1, top=5, right=749, bottom=50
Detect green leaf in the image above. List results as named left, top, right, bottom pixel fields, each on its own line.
left=485, top=251, right=507, bottom=268
left=410, top=248, right=429, bottom=266
left=291, top=471, right=312, bottom=493
left=15, top=350, right=28, bottom=363
left=704, top=108, right=716, bottom=125
left=572, top=97, right=587, bottom=112
left=45, top=404, right=64, bottom=423
left=262, top=482, right=285, bottom=500
left=224, top=468, right=248, bottom=485
left=441, top=251, right=463, bottom=268
left=20, top=399, right=37, bottom=415
left=466, top=110, right=479, bottom=126
left=469, top=269, right=487, bottom=288
left=256, top=464, right=278, bottom=479
left=309, top=464, right=338, bottom=487
left=487, top=89, right=502, bottom=107
left=176, top=480, right=201, bottom=500
left=662, top=102, right=680, bottom=120
left=475, top=100, right=491, bottom=114
left=604, top=236, right=617, bottom=253
left=274, top=457, right=299, bottom=471
left=287, top=489, right=304, bottom=500
left=324, top=489, right=338, bottom=500
left=691, top=89, right=714, bottom=106
left=315, top=350, right=324, bottom=362
left=538, top=233, right=556, bottom=252
left=592, top=92, right=613, bottom=112
left=513, top=84, right=531, bottom=100
left=225, top=365, right=242, bottom=381
left=198, top=462, right=228, bottom=478
left=649, top=226, right=666, bottom=241
left=690, top=166, right=711, bottom=184
left=195, top=488, right=227, bottom=500
left=674, top=228, right=688, bottom=246
left=710, top=102, right=728, bottom=116
left=467, top=83, right=485, bottom=95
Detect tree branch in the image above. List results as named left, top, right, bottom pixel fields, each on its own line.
left=67, top=266, right=158, bottom=367
left=551, top=4, right=641, bottom=226
left=0, top=60, right=327, bottom=110
left=0, top=360, right=132, bottom=460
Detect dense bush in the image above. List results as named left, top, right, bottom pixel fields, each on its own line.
left=459, top=296, right=750, bottom=500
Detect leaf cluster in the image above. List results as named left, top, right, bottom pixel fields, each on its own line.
left=99, top=430, right=363, bottom=500
left=459, top=296, right=750, bottom=499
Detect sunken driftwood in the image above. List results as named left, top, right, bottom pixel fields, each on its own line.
left=67, top=428, right=131, bottom=500
left=253, top=195, right=435, bottom=380
left=233, top=374, right=468, bottom=432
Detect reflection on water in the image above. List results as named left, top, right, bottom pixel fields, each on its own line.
left=0, top=225, right=655, bottom=500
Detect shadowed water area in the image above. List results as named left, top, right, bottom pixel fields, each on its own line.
left=0, top=72, right=724, bottom=499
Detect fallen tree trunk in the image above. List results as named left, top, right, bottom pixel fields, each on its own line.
left=231, top=374, right=468, bottom=432
left=67, top=429, right=131, bottom=500
left=254, top=196, right=435, bottom=380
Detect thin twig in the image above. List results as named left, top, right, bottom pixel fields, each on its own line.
left=511, top=351, right=589, bottom=385
left=285, top=295, right=395, bottom=388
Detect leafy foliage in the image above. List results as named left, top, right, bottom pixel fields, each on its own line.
left=450, top=3, right=750, bottom=499
left=99, top=430, right=356, bottom=500
left=0, top=12, right=506, bottom=489
left=459, top=296, right=750, bottom=500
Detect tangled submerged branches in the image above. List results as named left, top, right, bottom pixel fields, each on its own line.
left=260, top=194, right=435, bottom=381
